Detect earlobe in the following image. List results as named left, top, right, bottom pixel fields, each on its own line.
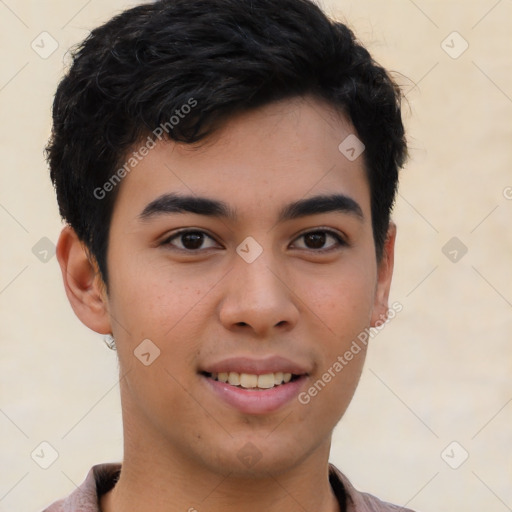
left=56, top=225, right=112, bottom=334
left=370, top=222, right=396, bottom=327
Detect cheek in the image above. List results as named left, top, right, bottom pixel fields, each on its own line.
left=301, top=260, right=377, bottom=333
left=108, top=263, right=206, bottom=419
left=295, top=344, right=367, bottom=435
left=107, top=258, right=215, bottom=383
left=108, top=254, right=197, bottom=336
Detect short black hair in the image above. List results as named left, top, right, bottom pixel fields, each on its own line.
left=47, top=0, right=407, bottom=285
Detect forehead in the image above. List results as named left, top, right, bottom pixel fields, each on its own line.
left=111, top=97, right=371, bottom=223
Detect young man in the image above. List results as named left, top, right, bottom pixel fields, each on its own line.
left=43, top=0, right=409, bottom=510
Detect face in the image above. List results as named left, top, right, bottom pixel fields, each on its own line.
left=82, top=97, right=394, bottom=476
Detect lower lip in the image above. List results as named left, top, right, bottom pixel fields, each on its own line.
left=201, top=374, right=307, bottom=414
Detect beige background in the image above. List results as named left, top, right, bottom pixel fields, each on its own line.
left=1, top=1, right=511, bottom=511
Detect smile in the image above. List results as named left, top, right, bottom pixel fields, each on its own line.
left=201, top=372, right=308, bottom=414
left=205, top=371, right=299, bottom=390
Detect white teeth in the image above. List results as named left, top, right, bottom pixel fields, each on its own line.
left=240, top=373, right=258, bottom=388
left=209, top=371, right=298, bottom=389
left=257, top=373, right=275, bottom=389
left=228, top=372, right=240, bottom=386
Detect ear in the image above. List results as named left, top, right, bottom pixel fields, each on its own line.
left=370, top=222, right=396, bottom=327
left=56, top=225, right=112, bottom=334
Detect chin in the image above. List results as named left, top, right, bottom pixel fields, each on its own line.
left=196, top=433, right=318, bottom=479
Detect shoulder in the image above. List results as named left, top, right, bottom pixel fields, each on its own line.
left=329, top=464, right=417, bottom=512
left=40, top=463, right=121, bottom=512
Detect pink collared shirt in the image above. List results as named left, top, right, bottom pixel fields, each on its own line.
left=41, top=463, right=415, bottom=512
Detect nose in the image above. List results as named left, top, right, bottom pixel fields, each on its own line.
left=218, top=250, right=300, bottom=337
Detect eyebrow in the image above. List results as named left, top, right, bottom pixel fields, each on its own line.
left=138, top=192, right=364, bottom=223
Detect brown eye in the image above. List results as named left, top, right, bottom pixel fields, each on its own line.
left=303, top=232, right=327, bottom=249
left=292, top=229, right=346, bottom=252
left=162, top=230, right=219, bottom=251
left=180, top=232, right=205, bottom=250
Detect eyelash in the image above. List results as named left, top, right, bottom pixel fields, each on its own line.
left=161, top=228, right=347, bottom=253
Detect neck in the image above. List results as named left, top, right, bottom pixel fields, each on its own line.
left=100, top=422, right=340, bottom=512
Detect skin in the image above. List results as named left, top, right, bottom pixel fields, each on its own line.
left=57, top=96, right=395, bottom=512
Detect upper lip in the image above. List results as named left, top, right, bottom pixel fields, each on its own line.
left=201, top=356, right=310, bottom=376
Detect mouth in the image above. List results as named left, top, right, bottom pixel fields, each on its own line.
left=200, top=369, right=308, bottom=414
left=201, top=371, right=303, bottom=390
left=199, top=356, right=310, bottom=414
